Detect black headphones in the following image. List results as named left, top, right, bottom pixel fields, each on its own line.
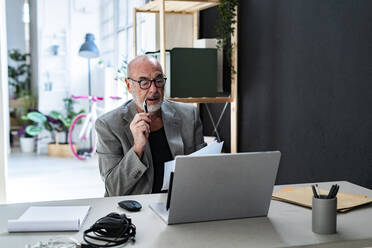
left=82, top=212, right=136, bottom=247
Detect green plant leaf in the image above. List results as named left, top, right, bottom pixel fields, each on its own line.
left=25, top=125, right=42, bottom=136
left=27, top=112, right=46, bottom=123
left=58, top=116, right=68, bottom=126
left=63, top=117, right=72, bottom=128
left=49, top=110, right=63, bottom=120
left=43, top=121, right=53, bottom=131
left=216, top=0, right=238, bottom=76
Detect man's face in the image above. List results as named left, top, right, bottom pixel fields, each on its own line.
left=126, top=59, right=164, bottom=113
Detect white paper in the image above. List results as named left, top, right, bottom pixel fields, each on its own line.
left=8, top=206, right=90, bottom=232
left=190, top=141, right=224, bottom=156
left=162, top=160, right=175, bottom=190
left=162, top=141, right=224, bottom=190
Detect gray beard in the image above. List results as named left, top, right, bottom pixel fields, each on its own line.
left=132, top=91, right=163, bottom=113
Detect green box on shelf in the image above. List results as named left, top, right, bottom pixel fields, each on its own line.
left=147, top=48, right=217, bottom=98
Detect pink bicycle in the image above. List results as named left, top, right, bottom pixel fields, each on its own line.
left=68, top=95, right=121, bottom=160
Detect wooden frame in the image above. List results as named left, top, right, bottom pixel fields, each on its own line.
left=134, top=0, right=238, bottom=153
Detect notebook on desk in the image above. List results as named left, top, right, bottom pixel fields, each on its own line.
left=8, top=206, right=91, bottom=232
left=272, top=186, right=372, bottom=212
left=149, top=151, right=281, bottom=224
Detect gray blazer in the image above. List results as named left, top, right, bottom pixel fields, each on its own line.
left=95, top=99, right=206, bottom=196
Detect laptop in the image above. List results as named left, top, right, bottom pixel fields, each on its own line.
left=149, top=151, right=281, bottom=224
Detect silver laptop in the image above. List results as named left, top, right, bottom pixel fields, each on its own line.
left=149, top=151, right=281, bottom=224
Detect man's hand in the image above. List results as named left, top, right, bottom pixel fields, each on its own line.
left=130, top=113, right=151, bottom=158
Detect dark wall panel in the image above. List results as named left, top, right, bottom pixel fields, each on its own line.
left=199, top=1, right=372, bottom=188
left=238, top=0, right=372, bottom=188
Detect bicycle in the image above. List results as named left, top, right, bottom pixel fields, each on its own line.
left=68, top=95, right=121, bottom=160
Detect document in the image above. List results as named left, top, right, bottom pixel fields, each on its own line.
left=162, top=141, right=224, bottom=190
left=272, top=187, right=372, bottom=212
left=8, top=205, right=91, bottom=232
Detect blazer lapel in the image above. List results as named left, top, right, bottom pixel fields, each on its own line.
left=121, top=101, right=136, bottom=148
left=162, top=100, right=184, bottom=158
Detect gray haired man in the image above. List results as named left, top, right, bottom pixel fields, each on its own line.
left=95, top=55, right=206, bottom=196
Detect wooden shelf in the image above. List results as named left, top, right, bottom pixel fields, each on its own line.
left=168, top=97, right=233, bottom=103
left=134, top=0, right=238, bottom=152
left=136, top=0, right=219, bottom=14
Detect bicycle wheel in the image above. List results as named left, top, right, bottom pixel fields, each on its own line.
left=68, top=114, right=96, bottom=160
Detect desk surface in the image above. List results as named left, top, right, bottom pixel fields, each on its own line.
left=1, top=181, right=372, bottom=248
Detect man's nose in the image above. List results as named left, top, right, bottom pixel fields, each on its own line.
left=148, top=80, right=157, bottom=93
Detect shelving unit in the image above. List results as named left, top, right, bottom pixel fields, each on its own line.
left=133, top=0, right=238, bottom=152
left=39, top=29, right=70, bottom=103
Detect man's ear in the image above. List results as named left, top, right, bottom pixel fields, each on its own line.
left=125, top=78, right=132, bottom=94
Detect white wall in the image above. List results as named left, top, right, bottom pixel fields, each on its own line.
left=155, top=13, right=194, bottom=51
left=0, top=0, right=10, bottom=203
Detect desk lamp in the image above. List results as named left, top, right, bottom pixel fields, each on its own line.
left=78, top=33, right=99, bottom=151
left=78, top=33, right=99, bottom=97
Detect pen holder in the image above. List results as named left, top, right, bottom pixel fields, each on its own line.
left=312, top=196, right=337, bottom=234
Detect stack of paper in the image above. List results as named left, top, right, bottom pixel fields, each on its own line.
left=8, top=206, right=91, bottom=232
left=272, top=187, right=372, bottom=212
left=162, top=141, right=224, bottom=190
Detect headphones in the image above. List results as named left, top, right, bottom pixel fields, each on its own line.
left=82, top=212, right=136, bottom=247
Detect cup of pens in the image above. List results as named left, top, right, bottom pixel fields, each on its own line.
left=312, top=184, right=339, bottom=234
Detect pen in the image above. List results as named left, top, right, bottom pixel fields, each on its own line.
left=315, top=184, right=321, bottom=198
left=327, top=184, right=339, bottom=198
left=142, top=99, right=150, bottom=133
left=312, top=185, right=319, bottom=198
left=332, top=184, right=339, bottom=198
left=327, top=184, right=336, bottom=199
left=143, top=99, right=148, bottom=113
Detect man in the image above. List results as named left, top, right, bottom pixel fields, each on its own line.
left=95, top=55, right=206, bottom=196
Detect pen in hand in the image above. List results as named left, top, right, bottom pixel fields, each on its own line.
left=142, top=99, right=150, bottom=133
left=143, top=99, right=148, bottom=113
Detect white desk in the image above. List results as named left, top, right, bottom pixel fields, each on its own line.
left=1, top=181, right=372, bottom=248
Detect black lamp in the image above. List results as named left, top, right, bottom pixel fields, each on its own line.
left=78, top=33, right=99, bottom=96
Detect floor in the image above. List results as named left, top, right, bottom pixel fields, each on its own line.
left=7, top=151, right=104, bottom=203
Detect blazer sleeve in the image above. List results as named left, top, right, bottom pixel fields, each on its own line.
left=194, top=107, right=207, bottom=151
left=95, top=118, right=148, bottom=196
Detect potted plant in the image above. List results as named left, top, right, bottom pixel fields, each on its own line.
left=216, top=0, right=238, bottom=77
left=44, top=98, right=85, bottom=157
left=21, top=98, right=84, bottom=156
left=8, top=49, right=37, bottom=144
left=17, top=111, right=46, bottom=153
left=8, top=49, right=31, bottom=99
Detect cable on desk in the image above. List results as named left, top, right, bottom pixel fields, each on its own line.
left=26, top=237, right=79, bottom=248
left=82, top=212, right=136, bottom=248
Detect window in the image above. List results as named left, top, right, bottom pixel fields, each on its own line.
left=99, top=0, right=156, bottom=102
left=100, top=0, right=154, bottom=69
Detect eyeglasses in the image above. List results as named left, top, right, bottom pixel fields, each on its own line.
left=128, top=76, right=167, bottom=90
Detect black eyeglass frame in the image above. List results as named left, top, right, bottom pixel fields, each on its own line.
left=127, top=76, right=167, bottom=90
